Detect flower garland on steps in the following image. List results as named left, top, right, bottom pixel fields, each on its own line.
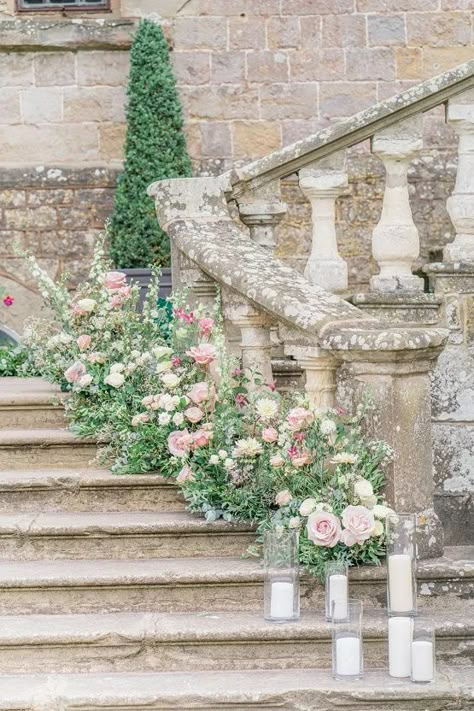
left=20, top=237, right=393, bottom=580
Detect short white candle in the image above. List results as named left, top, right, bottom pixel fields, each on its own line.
left=388, top=554, right=414, bottom=612
left=412, top=640, right=434, bottom=682
left=328, top=574, right=348, bottom=620
left=270, top=581, right=294, bottom=619
left=335, top=636, right=361, bottom=676
left=388, top=616, right=412, bottom=678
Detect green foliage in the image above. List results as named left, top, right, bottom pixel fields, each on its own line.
left=0, top=343, right=35, bottom=377
left=109, top=20, right=192, bottom=269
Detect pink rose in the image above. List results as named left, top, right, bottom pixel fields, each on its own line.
left=287, top=407, right=314, bottom=431
left=341, top=505, right=375, bottom=545
left=76, top=334, right=91, bottom=351
left=105, top=271, right=127, bottom=291
left=290, top=450, right=313, bottom=468
left=88, top=352, right=107, bottom=364
left=177, top=465, right=194, bottom=483
left=270, top=454, right=285, bottom=467
left=186, top=343, right=217, bottom=365
left=188, top=382, right=210, bottom=404
left=185, top=406, right=204, bottom=423
left=167, top=429, right=194, bottom=458
left=262, top=427, right=278, bottom=443
left=307, top=511, right=341, bottom=548
left=275, top=489, right=292, bottom=507
left=340, top=529, right=357, bottom=547
left=131, top=412, right=150, bottom=427
left=198, top=318, right=214, bottom=337
left=192, top=428, right=212, bottom=447
left=64, top=362, right=86, bottom=383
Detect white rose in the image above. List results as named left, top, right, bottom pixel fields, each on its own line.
left=373, top=504, right=395, bottom=519
left=362, top=495, right=377, bottom=509
left=156, top=361, right=173, bottom=374
left=161, top=372, right=180, bottom=389
left=224, top=458, right=234, bottom=470
left=299, top=498, right=317, bottom=517
left=77, top=298, right=96, bottom=313
left=354, top=479, right=374, bottom=500
left=158, top=412, right=171, bottom=426
left=209, top=455, right=220, bottom=465
left=104, top=372, right=125, bottom=388
left=172, top=412, right=184, bottom=426
left=289, top=516, right=301, bottom=529
left=372, top=520, right=384, bottom=536
left=78, top=374, right=93, bottom=387
left=218, top=450, right=228, bottom=459
left=110, top=362, right=125, bottom=374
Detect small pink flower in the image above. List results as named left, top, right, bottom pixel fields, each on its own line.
left=64, top=361, right=86, bottom=384
left=88, top=352, right=107, bottom=364
left=235, top=393, right=247, bottom=408
left=336, top=405, right=346, bottom=417
left=287, top=407, right=314, bottom=431
left=172, top=356, right=182, bottom=367
left=231, top=367, right=242, bottom=377
left=270, top=454, right=285, bottom=467
left=110, top=294, right=122, bottom=308
left=275, top=489, right=292, bottom=507
left=177, top=465, right=195, bottom=483
left=76, top=334, right=92, bottom=351
left=262, top=427, right=278, bottom=443
left=2, top=295, right=13, bottom=307
left=72, top=303, right=87, bottom=317
left=174, top=307, right=195, bottom=324
left=131, top=412, right=150, bottom=427
left=185, top=406, right=204, bottom=423
left=198, top=317, right=214, bottom=337
left=192, top=428, right=212, bottom=448
left=167, top=429, right=194, bottom=458
left=290, top=450, right=313, bottom=468
left=341, top=505, right=375, bottom=545
left=293, top=432, right=305, bottom=442
left=105, top=271, right=127, bottom=291
left=267, top=381, right=276, bottom=392
left=307, top=511, right=341, bottom=548
left=186, top=343, right=217, bottom=366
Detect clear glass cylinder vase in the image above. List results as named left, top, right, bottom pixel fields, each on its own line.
left=411, top=617, right=435, bottom=683
left=386, top=513, right=417, bottom=616
left=263, top=529, right=300, bottom=623
left=325, top=560, right=349, bottom=621
left=331, top=599, right=364, bottom=680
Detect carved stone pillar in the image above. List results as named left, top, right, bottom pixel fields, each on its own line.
left=370, top=116, right=424, bottom=292
left=284, top=343, right=337, bottom=412
left=237, top=180, right=287, bottom=251
left=445, top=88, right=474, bottom=261
left=299, top=152, right=348, bottom=294
left=175, top=251, right=218, bottom=315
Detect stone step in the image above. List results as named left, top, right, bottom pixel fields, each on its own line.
left=0, top=511, right=255, bottom=560
left=0, top=377, right=66, bottom=429
left=0, top=469, right=185, bottom=512
left=0, top=667, right=469, bottom=710
left=0, top=547, right=470, bottom=615
left=0, top=429, right=96, bottom=469
left=0, top=610, right=468, bottom=674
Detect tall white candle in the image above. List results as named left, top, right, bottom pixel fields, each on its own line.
left=335, top=636, right=361, bottom=676
left=412, top=640, right=434, bottom=682
left=328, top=574, right=348, bottom=620
left=270, top=581, right=294, bottom=618
left=388, top=616, right=413, bottom=677
left=388, top=554, right=414, bottom=612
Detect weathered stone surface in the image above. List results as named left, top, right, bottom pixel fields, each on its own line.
left=0, top=19, right=135, bottom=50
left=368, top=15, right=406, bottom=47
left=432, top=347, right=474, bottom=421
left=433, top=421, right=474, bottom=493
left=407, top=12, right=471, bottom=47
left=0, top=429, right=97, bottom=470
left=209, top=51, right=244, bottom=84
left=76, top=50, right=130, bottom=87
left=247, top=50, right=289, bottom=83
left=33, top=52, right=76, bottom=87
left=232, top=121, right=281, bottom=159
left=321, top=13, right=367, bottom=48
left=351, top=292, right=443, bottom=325
left=228, top=16, right=266, bottom=49
left=174, top=17, right=226, bottom=50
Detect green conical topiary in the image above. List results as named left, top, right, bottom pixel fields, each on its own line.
left=109, top=19, right=192, bottom=268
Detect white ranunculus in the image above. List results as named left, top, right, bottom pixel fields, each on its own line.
left=361, top=495, right=377, bottom=509
left=218, top=450, right=228, bottom=459
left=161, top=372, right=180, bottom=389
left=289, top=516, right=301, bottom=529
left=78, top=374, right=93, bottom=387
left=77, top=298, right=96, bottom=313
left=372, top=520, right=384, bottom=536
left=110, top=362, right=125, bottom=374
left=209, top=454, right=220, bottom=465
left=158, top=412, right=171, bottom=426
left=354, top=479, right=374, bottom=500
left=373, top=504, right=395, bottom=519
left=104, top=372, right=125, bottom=388
left=172, top=412, right=184, bottom=426
left=299, top=498, right=317, bottom=517
left=224, top=458, right=235, bottom=470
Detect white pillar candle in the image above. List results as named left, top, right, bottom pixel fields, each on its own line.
left=328, top=574, right=348, bottom=620
left=335, top=636, right=361, bottom=676
left=388, top=554, right=414, bottom=612
left=270, top=581, right=294, bottom=618
left=388, top=616, right=413, bottom=677
left=412, top=640, right=434, bottom=682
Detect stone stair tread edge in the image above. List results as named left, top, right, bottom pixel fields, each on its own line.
left=0, top=429, right=95, bottom=446
left=0, top=468, right=174, bottom=488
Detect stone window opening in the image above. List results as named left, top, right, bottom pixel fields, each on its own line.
left=16, top=0, right=110, bottom=11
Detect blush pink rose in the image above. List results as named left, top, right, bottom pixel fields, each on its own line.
left=76, top=334, right=91, bottom=351
left=307, top=511, right=341, bottom=548
left=64, top=362, right=86, bottom=383
left=270, top=454, right=285, bottom=467
left=262, top=427, right=278, bottom=443
left=188, top=382, right=210, bottom=404
left=341, top=505, right=375, bottom=544
left=198, top=318, right=214, bottom=337
left=340, top=529, right=357, bottom=547
left=186, top=343, right=217, bottom=366
left=192, top=429, right=212, bottom=447
left=185, top=406, right=204, bottom=423
left=167, top=429, right=194, bottom=458
left=275, top=489, right=293, bottom=506
left=177, top=465, right=195, bottom=483
left=287, top=407, right=314, bottom=431
left=105, top=271, right=127, bottom=291
left=290, top=450, right=313, bottom=468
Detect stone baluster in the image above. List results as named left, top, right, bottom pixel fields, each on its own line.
left=237, top=180, right=287, bottom=251
left=445, top=88, right=474, bottom=261
left=173, top=248, right=218, bottom=315
left=281, top=328, right=337, bottom=411
left=298, top=152, right=349, bottom=294
left=370, top=116, right=424, bottom=292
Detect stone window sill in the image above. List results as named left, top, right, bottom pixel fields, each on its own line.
left=0, top=17, right=135, bottom=50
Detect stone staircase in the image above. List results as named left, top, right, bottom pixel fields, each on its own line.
left=0, top=376, right=471, bottom=709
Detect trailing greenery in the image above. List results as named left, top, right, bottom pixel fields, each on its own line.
left=109, top=19, right=192, bottom=269
left=0, top=344, right=33, bottom=377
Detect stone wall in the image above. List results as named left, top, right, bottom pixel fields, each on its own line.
left=0, top=0, right=472, bottom=329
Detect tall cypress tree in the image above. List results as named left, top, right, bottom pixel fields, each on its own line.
left=109, top=20, right=192, bottom=268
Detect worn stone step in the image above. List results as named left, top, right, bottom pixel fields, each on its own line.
left=0, top=377, right=66, bottom=429
left=0, top=469, right=185, bottom=513
left=0, top=667, right=470, bottom=710
left=0, top=547, right=470, bottom=615
left=0, top=511, right=255, bottom=560
left=0, top=429, right=96, bottom=469
left=0, top=610, right=469, bottom=674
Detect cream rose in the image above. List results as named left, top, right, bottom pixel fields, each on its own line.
left=104, top=372, right=125, bottom=388
left=341, top=505, right=375, bottom=545
left=275, top=489, right=292, bottom=507
left=299, top=498, right=317, bottom=517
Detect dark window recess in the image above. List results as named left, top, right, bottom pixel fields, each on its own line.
left=18, top=0, right=109, bottom=9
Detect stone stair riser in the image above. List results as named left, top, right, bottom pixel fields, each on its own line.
left=0, top=532, right=256, bottom=560
left=0, top=407, right=67, bottom=430
left=0, top=444, right=98, bottom=470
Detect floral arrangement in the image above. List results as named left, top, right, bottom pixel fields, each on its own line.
left=19, top=236, right=393, bottom=579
